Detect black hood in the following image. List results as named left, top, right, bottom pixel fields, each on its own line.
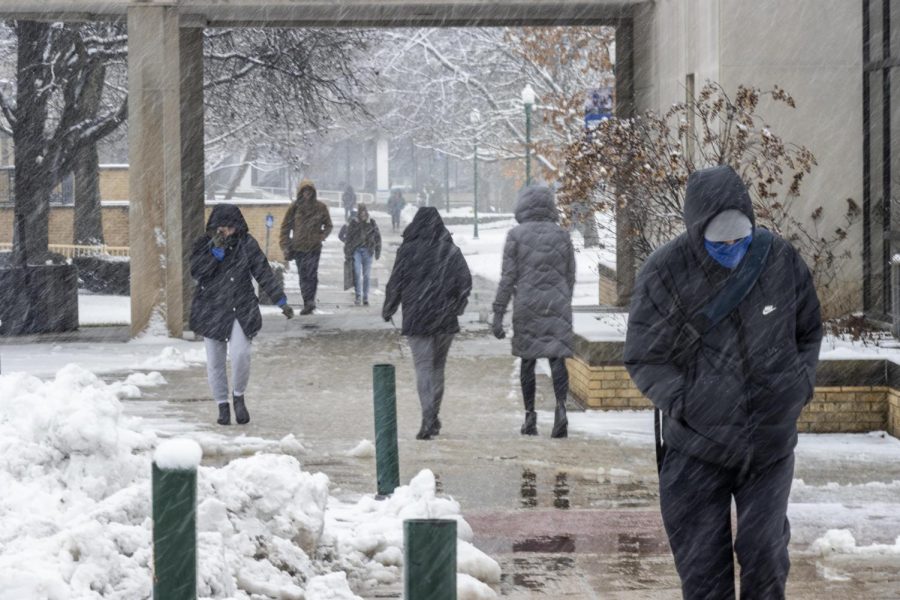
left=683, top=165, right=755, bottom=248
left=402, top=207, right=451, bottom=241
left=515, top=185, right=558, bottom=224
left=206, top=203, right=249, bottom=235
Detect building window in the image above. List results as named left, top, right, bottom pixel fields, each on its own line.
left=863, top=0, right=898, bottom=320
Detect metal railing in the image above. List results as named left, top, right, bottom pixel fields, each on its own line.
left=0, top=243, right=130, bottom=258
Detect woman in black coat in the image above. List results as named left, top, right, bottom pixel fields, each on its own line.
left=492, top=185, right=576, bottom=438
left=190, top=204, right=294, bottom=425
left=383, top=207, right=472, bottom=439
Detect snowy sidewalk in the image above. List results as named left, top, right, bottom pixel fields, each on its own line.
left=2, top=207, right=900, bottom=598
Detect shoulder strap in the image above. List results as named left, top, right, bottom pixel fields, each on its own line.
left=691, top=228, right=774, bottom=334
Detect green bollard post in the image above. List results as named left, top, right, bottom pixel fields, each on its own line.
left=152, top=439, right=202, bottom=600
left=404, top=519, right=457, bottom=600
left=373, top=363, right=400, bottom=497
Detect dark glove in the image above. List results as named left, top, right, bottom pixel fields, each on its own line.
left=282, top=304, right=294, bottom=319
left=491, top=313, right=506, bottom=339
left=211, top=230, right=227, bottom=248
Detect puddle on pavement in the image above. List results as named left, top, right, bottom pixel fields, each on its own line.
left=520, top=468, right=537, bottom=508
left=513, top=535, right=575, bottom=553
left=553, top=472, right=570, bottom=509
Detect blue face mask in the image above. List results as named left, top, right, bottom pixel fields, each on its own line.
left=704, top=235, right=752, bottom=269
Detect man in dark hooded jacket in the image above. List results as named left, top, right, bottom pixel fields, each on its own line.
left=280, top=179, right=333, bottom=314
left=383, top=207, right=472, bottom=439
left=190, top=204, right=294, bottom=426
left=492, top=185, right=576, bottom=438
left=624, top=165, right=822, bottom=599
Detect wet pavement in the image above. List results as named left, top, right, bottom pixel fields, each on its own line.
left=122, top=211, right=900, bottom=599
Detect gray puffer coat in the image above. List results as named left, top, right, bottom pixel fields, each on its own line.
left=493, top=186, right=576, bottom=359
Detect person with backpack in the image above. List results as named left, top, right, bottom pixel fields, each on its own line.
left=491, top=185, right=576, bottom=439
left=190, top=204, right=294, bottom=426
left=624, top=165, right=823, bottom=600
left=280, top=179, right=333, bottom=314
left=383, top=207, right=472, bottom=440
left=343, top=203, right=381, bottom=305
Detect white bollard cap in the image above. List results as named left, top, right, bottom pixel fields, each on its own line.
left=154, top=438, right=203, bottom=471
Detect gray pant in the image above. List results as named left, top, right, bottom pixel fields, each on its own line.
left=205, top=319, right=252, bottom=405
left=408, top=334, right=454, bottom=426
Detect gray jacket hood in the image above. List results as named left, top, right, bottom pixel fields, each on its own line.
left=515, top=185, right=558, bottom=224
left=683, top=165, right=755, bottom=248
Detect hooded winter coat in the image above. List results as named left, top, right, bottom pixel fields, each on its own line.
left=493, top=186, right=576, bottom=359
left=624, top=165, right=823, bottom=469
left=189, top=204, right=286, bottom=342
left=280, top=180, right=333, bottom=256
left=383, top=207, right=472, bottom=336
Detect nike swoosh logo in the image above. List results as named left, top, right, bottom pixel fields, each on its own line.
left=763, top=305, right=776, bottom=315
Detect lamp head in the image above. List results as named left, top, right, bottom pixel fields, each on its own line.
left=521, top=84, right=536, bottom=106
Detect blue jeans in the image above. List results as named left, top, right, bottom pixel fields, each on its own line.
left=353, top=247, right=372, bottom=301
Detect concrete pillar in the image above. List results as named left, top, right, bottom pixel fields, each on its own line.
left=128, top=6, right=184, bottom=337
left=377, top=138, right=390, bottom=195
left=614, top=19, right=636, bottom=307
left=180, top=27, right=206, bottom=331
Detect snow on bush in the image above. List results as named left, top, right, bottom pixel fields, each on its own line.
left=0, top=366, right=500, bottom=599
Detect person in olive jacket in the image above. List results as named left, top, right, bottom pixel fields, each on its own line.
left=383, top=207, right=472, bottom=440
left=492, top=185, right=576, bottom=438
left=624, top=165, right=822, bottom=600
left=280, top=179, right=333, bottom=314
left=342, top=203, right=381, bottom=305
left=190, top=204, right=294, bottom=426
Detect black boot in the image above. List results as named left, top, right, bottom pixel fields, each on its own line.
left=429, top=417, right=442, bottom=437
left=551, top=399, right=568, bottom=439
left=217, top=402, right=231, bottom=426
left=300, top=303, right=315, bottom=315
left=416, top=419, right=434, bottom=440
left=233, top=394, right=250, bottom=425
left=520, top=411, right=538, bottom=435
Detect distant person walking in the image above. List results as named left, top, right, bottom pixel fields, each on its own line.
left=190, top=204, right=294, bottom=426
left=624, top=165, right=823, bottom=600
left=341, top=184, right=357, bottom=222
left=383, top=207, right=472, bottom=440
left=280, top=179, right=333, bottom=315
left=387, top=188, right=405, bottom=232
left=343, top=203, right=381, bottom=306
left=492, top=185, right=576, bottom=438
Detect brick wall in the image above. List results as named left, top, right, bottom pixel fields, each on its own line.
left=797, top=387, right=888, bottom=433
left=566, top=355, right=899, bottom=437
left=566, top=359, right=651, bottom=409
left=0, top=202, right=292, bottom=259
left=890, top=389, right=900, bottom=438
left=99, top=167, right=129, bottom=201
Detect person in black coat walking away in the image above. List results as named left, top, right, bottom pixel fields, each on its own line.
left=190, top=204, right=294, bottom=426
left=387, top=189, right=405, bottom=232
left=492, top=185, right=576, bottom=438
left=624, top=165, right=822, bottom=600
left=343, top=203, right=381, bottom=305
left=383, top=207, right=472, bottom=439
left=341, top=184, right=357, bottom=223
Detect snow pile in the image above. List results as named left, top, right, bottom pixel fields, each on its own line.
left=0, top=365, right=499, bottom=599
left=323, top=470, right=501, bottom=597
left=810, top=529, right=900, bottom=556
left=0, top=365, right=158, bottom=598
left=345, top=439, right=376, bottom=458
left=136, top=346, right=207, bottom=370
left=124, top=371, right=167, bottom=387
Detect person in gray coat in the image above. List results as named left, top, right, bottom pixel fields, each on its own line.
left=492, top=185, right=576, bottom=438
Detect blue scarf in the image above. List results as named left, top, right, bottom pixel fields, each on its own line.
left=704, top=235, right=752, bottom=269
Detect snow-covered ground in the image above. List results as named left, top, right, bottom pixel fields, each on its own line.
left=0, top=364, right=501, bottom=600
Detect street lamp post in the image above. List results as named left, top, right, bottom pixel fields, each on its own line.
left=470, top=108, right=481, bottom=240
left=521, top=84, right=536, bottom=186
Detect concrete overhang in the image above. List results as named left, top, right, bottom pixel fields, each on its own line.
left=0, top=0, right=648, bottom=26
